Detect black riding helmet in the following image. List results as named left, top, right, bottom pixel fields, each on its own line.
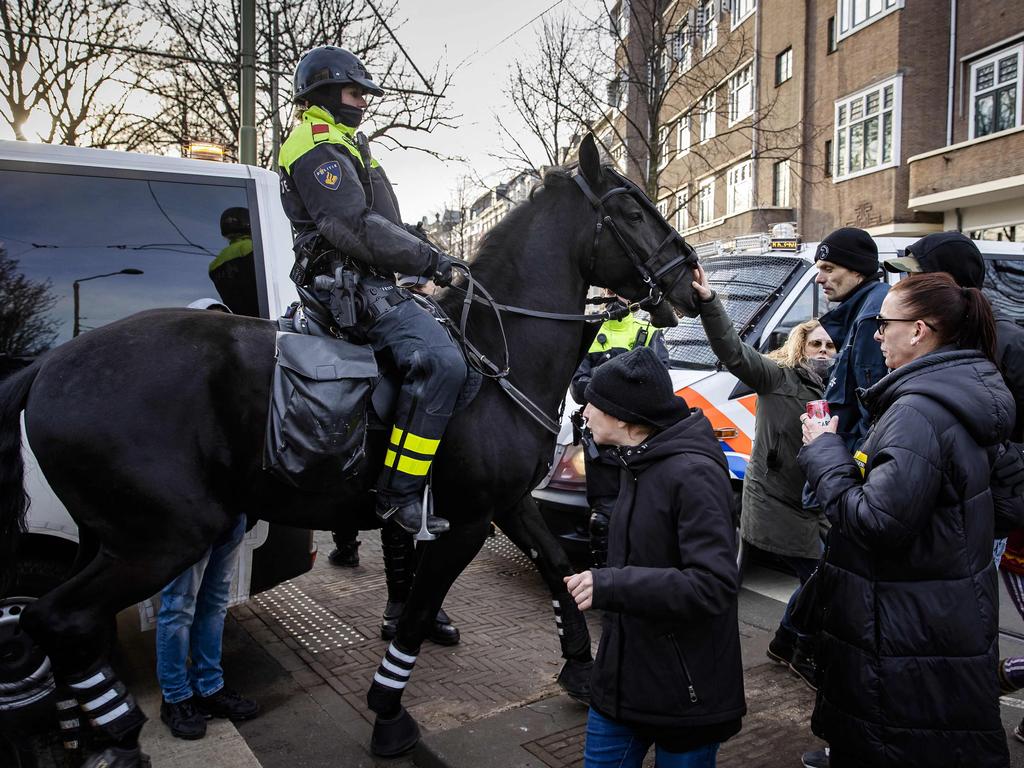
left=219, top=207, right=250, bottom=238
left=292, top=46, right=384, bottom=102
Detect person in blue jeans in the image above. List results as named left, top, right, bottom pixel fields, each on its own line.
left=565, top=347, right=746, bottom=768
left=156, top=513, right=259, bottom=739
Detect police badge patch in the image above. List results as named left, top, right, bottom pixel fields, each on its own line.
left=314, top=161, right=342, bottom=190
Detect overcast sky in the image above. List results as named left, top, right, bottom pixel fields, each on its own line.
left=375, top=0, right=595, bottom=223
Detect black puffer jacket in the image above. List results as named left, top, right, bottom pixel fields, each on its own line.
left=798, top=349, right=1016, bottom=768
left=590, top=410, right=746, bottom=742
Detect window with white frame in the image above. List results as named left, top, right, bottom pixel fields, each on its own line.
left=837, top=0, right=902, bottom=40
left=726, top=160, right=752, bottom=215
left=657, top=198, right=669, bottom=220
left=675, top=191, right=689, bottom=231
left=773, top=160, right=791, bottom=207
left=731, top=0, right=756, bottom=28
left=833, top=77, right=900, bottom=180
left=658, top=125, right=670, bottom=168
left=701, top=0, right=717, bottom=55
left=697, top=178, right=715, bottom=225
left=970, top=44, right=1023, bottom=139
left=673, top=19, right=693, bottom=71
left=729, top=64, right=753, bottom=124
left=677, top=113, right=691, bottom=155
left=612, top=143, right=626, bottom=172
left=700, top=92, right=716, bottom=142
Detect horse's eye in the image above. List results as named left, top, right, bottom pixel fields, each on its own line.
left=627, top=211, right=643, bottom=222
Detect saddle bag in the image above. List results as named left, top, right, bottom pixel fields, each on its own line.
left=264, top=331, right=378, bottom=488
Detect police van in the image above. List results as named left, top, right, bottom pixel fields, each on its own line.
left=0, top=138, right=315, bottom=617
left=532, top=226, right=1024, bottom=570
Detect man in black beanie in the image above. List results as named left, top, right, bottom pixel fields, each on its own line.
left=564, top=346, right=746, bottom=765
left=813, top=227, right=888, bottom=451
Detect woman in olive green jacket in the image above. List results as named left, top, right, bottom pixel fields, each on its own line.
left=693, top=266, right=835, bottom=681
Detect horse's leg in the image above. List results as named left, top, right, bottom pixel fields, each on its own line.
left=494, top=495, right=593, bottom=703
left=364, top=515, right=492, bottom=756
left=21, top=539, right=212, bottom=766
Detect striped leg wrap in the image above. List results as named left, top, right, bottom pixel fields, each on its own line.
left=67, top=664, right=146, bottom=740
left=552, top=599, right=564, bottom=637
left=55, top=695, right=83, bottom=752
left=367, top=642, right=417, bottom=715
left=553, top=595, right=592, bottom=661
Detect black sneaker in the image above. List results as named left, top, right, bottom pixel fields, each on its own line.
left=81, top=745, right=152, bottom=768
left=767, top=626, right=796, bottom=666
left=328, top=539, right=360, bottom=567
left=801, top=748, right=829, bottom=767
left=160, top=697, right=206, bottom=740
left=195, top=687, right=259, bottom=721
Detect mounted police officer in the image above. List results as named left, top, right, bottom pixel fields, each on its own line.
left=278, top=46, right=466, bottom=536
left=570, top=291, right=670, bottom=566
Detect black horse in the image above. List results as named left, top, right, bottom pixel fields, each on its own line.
left=0, top=135, right=700, bottom=763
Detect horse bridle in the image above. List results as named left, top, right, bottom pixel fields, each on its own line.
left=573, top=169, right=699, bottom=314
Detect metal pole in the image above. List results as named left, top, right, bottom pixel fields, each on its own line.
left=270, top=7, right=280, bottom=168
left=73, top=281, right=80, bottom=338
left=239, top=0, right=257, bottom=165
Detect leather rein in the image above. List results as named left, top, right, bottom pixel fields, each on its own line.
left=428, top=170, right=698, bottom=436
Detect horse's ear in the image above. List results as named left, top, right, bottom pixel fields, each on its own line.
left=579, top=133, right=602, bottom=187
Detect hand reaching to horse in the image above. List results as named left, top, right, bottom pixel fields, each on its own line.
left=564, top=570, right=594, bottom=611
left=691, top=263, right=714, bottom=303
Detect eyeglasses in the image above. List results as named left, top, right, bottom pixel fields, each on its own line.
left=874, top=316, right=936, bottom=334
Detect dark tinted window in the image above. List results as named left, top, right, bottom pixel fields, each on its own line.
left=0, top=166, right=259, bottom=366
left=662, top=254, right=806, bottom=369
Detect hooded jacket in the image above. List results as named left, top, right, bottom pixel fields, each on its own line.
left=589, top=409, right=746, bottom=747
left=798, top=349, right=1016, bottom=768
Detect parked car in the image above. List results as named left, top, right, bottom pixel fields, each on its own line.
left=533, top=231, right=1024, bottom=573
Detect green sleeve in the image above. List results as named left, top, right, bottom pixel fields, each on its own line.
left=699, top=295, right=786, bottom=394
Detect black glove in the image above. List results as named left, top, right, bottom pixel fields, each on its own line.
left=431, top=248, right=454, bottom=287
left=993, top=443, right=1024, bottom=498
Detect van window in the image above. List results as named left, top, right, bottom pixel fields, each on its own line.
left=0, top=166, right=260, bottom=368
left=987, top=259, right=1024, bottom=324
left=663, top=253, right=806, bottom=369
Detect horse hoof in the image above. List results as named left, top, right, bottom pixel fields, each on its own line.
left=370, top=706, right=420, bottom=757
left=80, top=745, right=151, bottom=768
left=556, top=658, right=592, bottom=705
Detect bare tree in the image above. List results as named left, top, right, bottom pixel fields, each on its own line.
left=495, top=14, right=603, bottom=173
left=0, top=0, right=143, bottom=145
left=115, top=0, right=459, bottom=167
left=0, top=247, right=61, bottom=357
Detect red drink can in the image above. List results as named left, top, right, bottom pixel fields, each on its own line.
left=806, top=400, right=830, bottom=426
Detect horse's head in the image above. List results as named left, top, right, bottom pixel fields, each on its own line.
left=573, top=133, right=701, bottom=325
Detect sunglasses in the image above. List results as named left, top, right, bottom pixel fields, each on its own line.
left=874, top=316, right=936, bottom=334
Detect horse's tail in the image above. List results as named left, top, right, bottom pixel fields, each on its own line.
left=0, top=364, right=40, bottom=589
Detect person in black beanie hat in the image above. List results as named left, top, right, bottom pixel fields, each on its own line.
left=565, top=345, right=746, bottom=767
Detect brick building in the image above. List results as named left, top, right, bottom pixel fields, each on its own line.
left=591, top=0, right=1023, bottom=244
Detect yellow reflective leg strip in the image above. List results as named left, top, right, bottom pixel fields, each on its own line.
left=403, top=432, right=440, bottom=457
left=385, top=449, right=398, bottom=468
left=395, top=454, right=432, bottom=477
left=389, top=426, right=404, bottom=448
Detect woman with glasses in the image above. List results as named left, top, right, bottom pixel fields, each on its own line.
left=797, top=272, right=1021, bottom=767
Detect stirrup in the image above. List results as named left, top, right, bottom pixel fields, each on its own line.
left=415, top=483, right=438, bottom=542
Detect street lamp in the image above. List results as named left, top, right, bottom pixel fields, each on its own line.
left=73, top=269, right=145, bottom=337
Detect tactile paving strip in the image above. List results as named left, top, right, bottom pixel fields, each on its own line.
left=483, top=532, right=536, bottom=576
left=254, top=581, right=367, bottom=654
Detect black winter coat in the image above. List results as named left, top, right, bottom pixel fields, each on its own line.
left=590, top=410, right=746, bottom=744
left=798, top=349, right=1016, bottom=768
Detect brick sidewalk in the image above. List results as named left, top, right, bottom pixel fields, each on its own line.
left=234, top=529, right=822, bottom=766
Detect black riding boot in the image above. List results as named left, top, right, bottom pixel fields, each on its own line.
left=328, top=531, right=360, bottom=567
left=376, top=495, right=449, bottom=536
left=379, top=524, right=460, bottom=646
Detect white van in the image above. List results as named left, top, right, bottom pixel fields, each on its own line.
left=532, top=231, right=1024, bottom=568
left=0, top=139, right=314, bottom=613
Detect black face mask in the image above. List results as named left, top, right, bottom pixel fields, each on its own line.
left=804, top=357, right=833, bottom=381
left=333, top=104, right=364, bottom=128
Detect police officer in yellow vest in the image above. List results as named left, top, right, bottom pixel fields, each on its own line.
left=279, top=46, right=465, bottom=536
left=208, top=207, right=259, bottom=316
left=570, top=292, right=670, bottom=566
